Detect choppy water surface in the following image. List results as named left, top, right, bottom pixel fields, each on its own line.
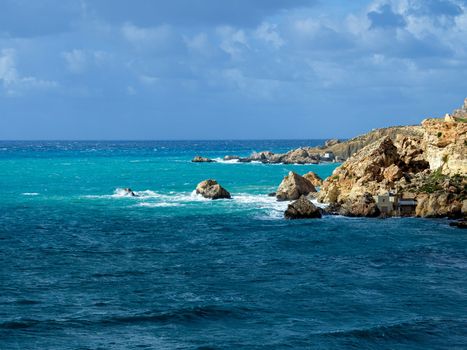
left=1, top=141, right=466, bottom=349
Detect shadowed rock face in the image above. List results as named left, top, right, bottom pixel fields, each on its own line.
left=196, top=179, right=231, bottom=199
left=276, top=171, right=316, bottom=201
left=284, top=196, right=322, bottom=219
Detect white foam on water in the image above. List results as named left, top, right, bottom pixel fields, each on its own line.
left=21, top=192, right=39, bottom=196
left=212, top=158, right=240, bottom=164
left=83, top=188, right=329, bottom=220
left=136, top=202, right=183, bottom=208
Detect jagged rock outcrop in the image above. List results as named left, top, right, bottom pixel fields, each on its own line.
left=318, top=99, right=467, bottom=218
left=195, top=180, right=231, bottom=199
left=415, top=192, right=463, bottom=218
left=192, top=156, right=216, bottom=163
left=318, top=136, right=405, bottom=204
left=284, top=196, right=322, bottom=219
left=303, top=171, right=323, bottom=187
left=313, top=125, right=424, bottom=160
left=422, top=118, right=467, bottom=176
left=338, top=193, right=380, bottom=217
left=276, top=171, right=316, bottom=201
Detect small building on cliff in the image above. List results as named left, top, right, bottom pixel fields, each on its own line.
left=374, top=193, right=418, bottom=216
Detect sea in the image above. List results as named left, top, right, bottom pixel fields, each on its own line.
left=1, top=140, right=466, bottom=350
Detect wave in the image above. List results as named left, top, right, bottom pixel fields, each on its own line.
left=320, top=317, right=466, bottom=341
left=0, top=306, right=250, bottom=330
left=82, top=188, right=330, bottom=219
left=21, top=192, right=39, bottom=196
left=212, top=157, right=240, bottom=164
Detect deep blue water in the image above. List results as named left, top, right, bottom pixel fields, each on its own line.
left=1, top=141, right=466, bottom=349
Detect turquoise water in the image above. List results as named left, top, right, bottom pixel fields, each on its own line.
left=1, top=141, right=466, bottom=349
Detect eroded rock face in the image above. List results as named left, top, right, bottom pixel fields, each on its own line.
left=338, top=193, right=380, bottom=217
left=318, top=136, right=401, bottom=204
left=422, top=118, right=467, bottom=176
left=195, top=179, right=231, bottom=199
left=303, top=172, right=323, bottom=187
left=284, top=196, right=322, bottom=219
left=318, top=99, right=467, bottom=218
left=192, top=156, right=215, bottom=163
left=415, top=193, right=463, bottom=218
left=276, top=171, right=316, bottom=201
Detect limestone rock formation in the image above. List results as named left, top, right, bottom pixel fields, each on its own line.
left=338, top=193, right=380, bottom=217
left=421, top=118, right=467, bottom=176
left=318, top=99, right=467, bottom=218
left=276, top=172, right=316, bottom=201
left=192, top=156, right=215, bottom=163
left=303, top=171, right=323, bottom=187
left=195, top=180, right=231, bottom=199
left=284, top=196, right=322, bottom=219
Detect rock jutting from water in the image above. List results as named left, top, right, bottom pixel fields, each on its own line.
left=192, top=156, right=216, bottom=163
left=276, top=171, right=316, bottom=201
left=318, top=98, right=467, bottom=218
left=284, top=196, right=322, bottom=219
left=195, top=179, right=231, bottom=200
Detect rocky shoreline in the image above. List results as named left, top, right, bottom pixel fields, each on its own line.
left=192, top=98, right=466, bottom=225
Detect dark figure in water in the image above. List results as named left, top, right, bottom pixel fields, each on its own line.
left=124, top=188, right=137, bottom=197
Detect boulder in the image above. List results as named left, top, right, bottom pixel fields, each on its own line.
left=276, top=171, right=316, bottom=201
left=192, top=156, right=215, bottom=163
left=195, top=179, right=231, bottom=199
left=284, top=196, right=322, bottom=219
left=303, top=171, right=323, bottom=187
left=383, top=164, right=403, bottom=182
left=339, top=193, right=380, bottom=217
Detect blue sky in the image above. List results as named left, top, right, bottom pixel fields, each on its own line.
left=0, top=0, right=466, bottom=140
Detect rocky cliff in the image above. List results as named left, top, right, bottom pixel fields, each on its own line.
left=318, top=99, right=467, bottom=218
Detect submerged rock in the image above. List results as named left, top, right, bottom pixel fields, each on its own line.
left=123, top=188, right=137, bottom=197
left=284, top=196, right=322, bottom=219
left=276, top=171, right=316, bottom=201
left=195, top=179, right=231, bottom=200
left=449, top=219, right=467, bottom=229
left=192, top=156, right=215, bottom=163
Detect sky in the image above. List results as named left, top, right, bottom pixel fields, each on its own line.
left=0, top=0, right=466, bottom=140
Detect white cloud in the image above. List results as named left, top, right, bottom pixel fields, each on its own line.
left=254, top=22, right=284, bottom=49
left=121, top=22, right=175, bottom=51
left=217, top=26, right=248, bottom=59
left=62, top=49, right=112, bottom=74
left=62, top=49, right=87, bottom=73
left=0, top=49, right=57, bottom=96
